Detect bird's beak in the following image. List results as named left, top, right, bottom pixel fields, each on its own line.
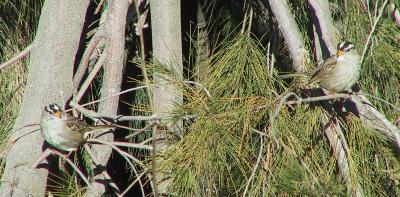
left=54, top=111, right=62, bottom=118
left=337, top=49, right=344, bottom=56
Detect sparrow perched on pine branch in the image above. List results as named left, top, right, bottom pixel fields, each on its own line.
left=280, top=41, right=361, bottom=93
left=40, top=103, right=115, bottom=151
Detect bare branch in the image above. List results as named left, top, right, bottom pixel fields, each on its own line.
left=284, top=93, right=351, bottom=105
left=73, top=34, right=104, bottom=89
left=125, top=122, right=157, bottom=139
left=268, top=0, right=310, bottom=72
left=0, top=44, right=33, bottom=71
left=30, top=148, right=52, bottom=170
left=243, top=132, right=264, bottom=196
left=83, top=145, right=120, bottom=193
left=360, top=0, right=389, bottom=65
left=101, top=141, right=153, bottom=151
left=74, top=50, right=107, bottom=102
left=351, top=94, right=400, bottom=151
left=321, top=116, right=364, bottom=196
left=68, top=85, right=152, bottom=112
left=308, top=0, right=338, bottom=56
left=69, top=100, right=159, bottom=121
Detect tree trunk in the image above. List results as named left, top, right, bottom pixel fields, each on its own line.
left=195, top=0, right=210, bottom=82
left=84, top=0, right=130, bottom=196
left=308, top=0, right=338, bottom=57
left=268, top=0, right=310, bottom=72
left=150, top=0, right=183, bottom=194
left=0, top=0, right=90, bottom=196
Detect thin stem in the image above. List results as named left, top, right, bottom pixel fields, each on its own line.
left=360, top=0, right=389, bottom=65
left=125, top=122, right=156, bottom=139
left=0, top=44, right=33, bottom=71
left=67, top=85, right=154, bottom=112
left=75, top=50, right=107, bottom=102
left=50, top=149, right=95, bottom=194
left=83, top=144, right=121, bottom=194
left=243, top=133, right=264, bottom=197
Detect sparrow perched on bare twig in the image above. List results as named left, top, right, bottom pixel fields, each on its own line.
left=280, top=41, right=361, bottom=93
left=40, top=103, right=115, bottom=151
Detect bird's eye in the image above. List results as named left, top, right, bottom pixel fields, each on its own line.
left=44, top=106, right=51, bottom=113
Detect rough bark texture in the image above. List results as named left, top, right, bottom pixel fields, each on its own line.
left=321, top=116, right=364, bottom=196
left=195, top=1, right=210, bottom=82
left=150, top=0, right=183, bottom=194
left=0, top=1, right=90, bottom=196
left=268, top=0, right=310, bottom=72
left=83, top=0, right=130, bottom=196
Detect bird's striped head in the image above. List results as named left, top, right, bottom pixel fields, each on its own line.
left=44, top=103, right=62, bottom=118
left=337, top=41, right=355, bottom=56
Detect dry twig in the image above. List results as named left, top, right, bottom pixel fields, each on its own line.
left=0, top=44, right=33, bottom=71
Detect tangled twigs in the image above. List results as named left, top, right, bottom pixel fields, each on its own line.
left=30, top=148, right=94, bottom=193
left=69, top=101, right=160, bottom=122
left=120, top=170, right=148, bottom=196
left=125, top=122, right=156, bottom=139
left=86, top=139, right=147, bottom=167
left=83, top=144, right=121, bottom=194
left=30, top=138, right=153, bottom=195
left=73, top=34, right=104, bottom=89
left=87, top=138, right=149, bottom=194
left=0, top=44, right=33, bottom=71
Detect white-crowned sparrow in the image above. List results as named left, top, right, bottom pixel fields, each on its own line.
left=40, top=103, right=115, bottom=151
left=281, top=41, right=361, bottom=93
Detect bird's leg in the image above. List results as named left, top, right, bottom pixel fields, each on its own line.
left=59, top=151, right=74, bottom=176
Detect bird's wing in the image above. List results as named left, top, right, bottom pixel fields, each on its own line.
left=65, top=114, right=115, bottom=134
left=65, top=116, right=92, bottom=134
left=307, top=55, right=338, bottom=85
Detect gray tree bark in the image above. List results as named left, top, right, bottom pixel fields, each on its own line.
left=84, top=0, right=130, bottom=196
left=150, top=0, right=183, bottom=194
left=268, top=0, right=310, bottom=72
left=195, top=1, right=210, bottom=82
left=308, top=0, right=338, bottom=57
left=0, top=0, right=90, bottom=196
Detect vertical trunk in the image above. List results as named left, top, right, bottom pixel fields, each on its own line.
left=150, top=0, right=183, bottom=194
left=0, top=1, right=90, bottom=195
left=195, top=1, right=210, bottom=82
left=84, top=0, right=130, bottom=196
left=268, top=0, right=310, bottom=72
left=308, top=0, right=338, bottom=57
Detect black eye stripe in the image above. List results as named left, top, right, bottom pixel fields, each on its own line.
left=46, top=103, right=61, bottom=113
left=338, top=42, right=354, bottom=51
left=44, top=106, right=51, bottom=113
